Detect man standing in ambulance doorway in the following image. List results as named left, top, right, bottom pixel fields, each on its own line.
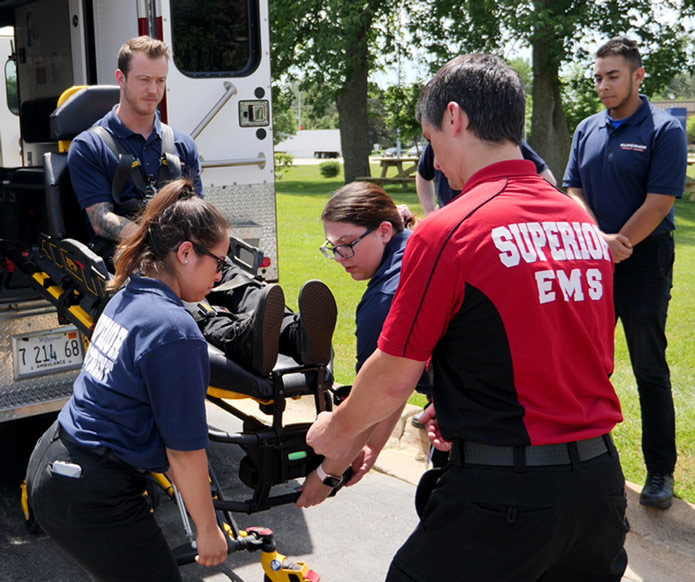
left=69, top=36, right=200, bottom=249
left=68, top=36, right=337, bottom=380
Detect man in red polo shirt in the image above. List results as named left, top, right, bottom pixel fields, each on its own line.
left=303, top=54, right=627, bottom=582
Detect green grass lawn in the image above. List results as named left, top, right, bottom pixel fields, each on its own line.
left=274, top=162, right=695, bottom=502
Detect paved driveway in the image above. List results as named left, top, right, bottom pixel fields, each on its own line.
left=0, top=408, right=419, bottom=582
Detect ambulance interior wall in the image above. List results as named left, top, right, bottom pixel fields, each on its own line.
left=15, top=0, right=73, bottom=167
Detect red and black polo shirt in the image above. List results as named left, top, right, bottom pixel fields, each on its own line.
left=379, top=160, right=622, bottom=446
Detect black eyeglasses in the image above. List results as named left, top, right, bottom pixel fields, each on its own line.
left=192, top=243, right=231, bottom=273
left=320, top=227, right=376, bottom=259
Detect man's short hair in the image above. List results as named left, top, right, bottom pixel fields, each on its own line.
left=596, top=37, right=642, bottom=70
left=117, top=36, right=170, bottom=75
left=417, top=54, right=525, bottom=145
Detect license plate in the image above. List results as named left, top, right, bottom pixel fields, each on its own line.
left=12, top=328, right=84, bottom=380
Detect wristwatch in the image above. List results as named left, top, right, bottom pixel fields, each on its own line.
left=316, top=463, right=343, bottom=488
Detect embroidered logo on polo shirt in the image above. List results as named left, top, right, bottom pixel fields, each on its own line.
left=620, top=143, right=647, bottom=152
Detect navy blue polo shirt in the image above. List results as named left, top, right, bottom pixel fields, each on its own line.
left=418, top=141, right=548, bottom=207
left=563, top=95, right=687, bottom=236
left=58, top=276, right=209, bottom=472
left=355, top=229, right=411, bottom=371
left=68, top=106, right=202, bottom=211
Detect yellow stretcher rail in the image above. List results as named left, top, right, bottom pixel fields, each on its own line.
left=32, top=272, right=63, bottom=300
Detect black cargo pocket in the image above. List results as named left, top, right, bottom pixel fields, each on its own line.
left=415, top=467, right=445, bottom=520
left=608, top=493, right=629, bottom=537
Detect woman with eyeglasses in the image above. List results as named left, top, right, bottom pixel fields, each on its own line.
left=319, top=182, right=416, bottom=371
left=298, top=181, right=429, bottom=507
left=26, top=179, right=233, bottom=581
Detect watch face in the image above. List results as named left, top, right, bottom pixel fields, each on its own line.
left=322, top=475, right=342, bottom=488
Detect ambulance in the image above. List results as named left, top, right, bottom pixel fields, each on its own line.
left=0, top=0, right=278, bottom=426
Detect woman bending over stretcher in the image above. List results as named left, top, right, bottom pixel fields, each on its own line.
left=26, top=179, right=229, bottom=581
left=298, top=181, right=432, bottom=507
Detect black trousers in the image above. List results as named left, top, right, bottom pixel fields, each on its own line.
left=200, top=267, right=302, bottom=363
left=614, top=233, right=676, bottom=474
left=386, top=441, right=628, bottom=582
left=26, top=421, right=181, bottom=582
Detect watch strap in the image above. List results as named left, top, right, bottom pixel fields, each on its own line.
left=316, top=463, right=343, bottom=488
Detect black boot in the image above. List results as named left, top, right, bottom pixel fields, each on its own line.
left=639, top=473, right=674, bottom=510
left=239, top=283, right=285, bottom=376
left=297, top=280, right=337, bottom=365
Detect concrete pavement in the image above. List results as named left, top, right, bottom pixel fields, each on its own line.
left=0, top=405, right=419, bottom=582
left=2, top=398, right=692, bottom=581
left=0, top=460, right=418, bottom=582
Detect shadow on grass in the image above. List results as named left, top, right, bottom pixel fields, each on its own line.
left=675, top=199, right=695, bottom=247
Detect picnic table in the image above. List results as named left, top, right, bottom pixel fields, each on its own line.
left=376, top=156, right=420, bottom=178
left=357, top=156, right=420, bottom=189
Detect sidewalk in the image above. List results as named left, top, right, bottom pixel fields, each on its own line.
left=229, top=397, right=695, bottom=582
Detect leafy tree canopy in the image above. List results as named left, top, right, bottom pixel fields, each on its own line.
left=271, top=0, right=407, bottom=106
left=270, top=0, right=419, bottom=181
left=409, top=0, right=694, bottom=175
left=413, top=0, right=694, bottom=124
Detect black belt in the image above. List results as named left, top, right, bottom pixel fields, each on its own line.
left=450, top=434, right=612, bottom=467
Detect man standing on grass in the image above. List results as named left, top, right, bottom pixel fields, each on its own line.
left=301, top=53, right=627, bottom=582
left=564, top=37, right=687, bottom=510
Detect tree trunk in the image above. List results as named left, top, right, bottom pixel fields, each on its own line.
left=336, top=15, right=372, bottom=184
left=528, top=8, right=571, bottom=182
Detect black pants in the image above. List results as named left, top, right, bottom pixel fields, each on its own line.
left=26, top=421, right=181, bottom=582
left=386, top=441, right=628, bottom=582
left=614, top=233, right=676, bottom=474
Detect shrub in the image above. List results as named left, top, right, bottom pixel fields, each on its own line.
left=319, top=161, right=341, bottom=178
left=274, top=152, right=294, bottom=179
left=687, top=115, right=695, bottom=144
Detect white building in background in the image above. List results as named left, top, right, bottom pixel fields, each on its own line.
left=276, top=129, right=341, bottom=158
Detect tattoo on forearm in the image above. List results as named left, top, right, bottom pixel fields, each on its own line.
left=86, top=202, right=134, bottom=241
